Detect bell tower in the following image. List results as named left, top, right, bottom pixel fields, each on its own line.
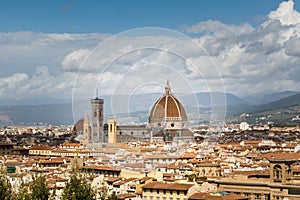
left=269, top=158, right=297, bottom=184
left=91, top=97, right=104, bottom=143
left=108, top=119, right=117, bottom=143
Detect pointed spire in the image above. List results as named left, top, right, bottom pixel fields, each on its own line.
left=95, top=85, right=99, bottom=100
left=165, top=80, right=171, bottom=95
left=83, top=111, right=89, bottom=124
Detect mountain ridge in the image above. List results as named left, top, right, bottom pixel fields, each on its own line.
left=0, top=91, right=299, bottom=126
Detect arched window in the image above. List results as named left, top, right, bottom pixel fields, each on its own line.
left=273, top=165, right=282, bottom=182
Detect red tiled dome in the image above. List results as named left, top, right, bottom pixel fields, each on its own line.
left=149, top=81, right=187, bottom=124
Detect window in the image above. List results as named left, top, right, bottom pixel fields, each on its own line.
left=156, top=197, right=160, bottom=200
left=273, top=165, right=282, bottom=182
left=171, top=123, right=175, bottom=127
left=254, top=194, right=260, bottom=200
left=150, top=196, right=153, bottom=200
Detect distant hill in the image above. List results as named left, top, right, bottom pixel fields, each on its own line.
left=226, top=93, right=300, bottom=125
left=244, top=91, right=299, bottom=105
left=72, top=92, right=246, bottom=122
left=2, top=92, right=298, bottom=126
left=179, top=92, right=248, bottom=107
left=226, top=92, right=300, bottom=119
left=252, top=93, right=300, bottom=112
left=0, top=103, right=73, bottom=126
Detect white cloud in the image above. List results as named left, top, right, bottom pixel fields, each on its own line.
left=183, top=20, right=254, bottom=37
left=0, top=73, right=29, bottom=100
left=61, top=49, right=91, bottom=71
left=268, top=0, right=300, bottom=25
left=2, top=0, right=300, bottom=105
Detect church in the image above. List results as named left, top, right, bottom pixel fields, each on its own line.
left=80, top=81, right=194, bottom=148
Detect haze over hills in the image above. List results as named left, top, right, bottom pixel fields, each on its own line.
left=226, top=92, right=300, bottom=125
left=244, top=91, right=299, bottom=105
left=226, top=92, right=300, bottom=116
left=0, top=104, right=73, bottom=126
left=0, top=91, right=299, bottom=126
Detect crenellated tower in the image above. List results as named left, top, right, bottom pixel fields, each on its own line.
left=91, top=97, right=104, bottom=143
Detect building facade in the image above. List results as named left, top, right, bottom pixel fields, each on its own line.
left=81, top=81, right=194, bottom=146
left=90, top=98, right=105, bottom=143
left=211, top=159, right=300, bottom=200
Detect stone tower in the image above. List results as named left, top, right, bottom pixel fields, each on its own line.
left=81, top=111, right=91, bottom=147
left=108, top=119, right=117, bottom=143
left=269, top=158, right=297, bottom=184
left=91, top=97, right=104, bottom=143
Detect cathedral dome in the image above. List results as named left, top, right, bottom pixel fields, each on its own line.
left=149, top=81, right=187, bottom=130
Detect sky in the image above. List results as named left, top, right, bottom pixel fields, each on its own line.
left=0, top=0, right=290, bottom=33
left=1, top=0, right=300, bottom=106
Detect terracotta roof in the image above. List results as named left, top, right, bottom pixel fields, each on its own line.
left=0, top=142, right=14, bottom=146
left=106, top=177, right=122, bottom=183
left=5, top=159, right=21, bottom=165
left=139, top=177, right=153, bottom=181
left=40, top=160, right=64, bottom=165
left=81, top=165, right=121, bottom=172
left=113, top=178, right=137, bottom=186
left=30, top=145, right=53, bottom=150
left=261, top=152, right=300, bottom=160
left=149, top=82, right=187, bottom=123
left=166, top=164, right=179, bottom=169
left=143, top=182, right=193, bottom=191
left=117, top=193, right=137, bottom=199
left=123, top=163, right=145, bottom=169
left=61, top=143, right=81, bottom=147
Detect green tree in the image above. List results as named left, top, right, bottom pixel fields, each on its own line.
left=14, top=183, right=30, bottom=200
left=31, top=175, right=49, bottom=200
left=49, top=187, right=56, bottom=200
left=107, top=191, right=118, bottom=200
left=14, top=175, right=49, bottom=200
left=0, top=174, right=12, bottom=200
left=62, top=173, right=95, bottom=200
left=188, top=173, right=196, bottom=182
left=99, top=188, right=108, bottom=200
